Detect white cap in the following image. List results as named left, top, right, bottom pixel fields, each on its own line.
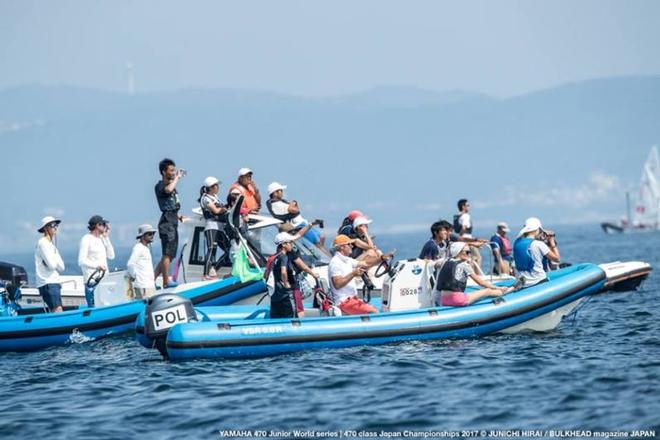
left=450, top=242, right=467, bottom=258
left=230, top=187, right=242, bottom=195
left=203, top=176, right=220, bottom=187
left=518, top=217, right=543, bottom=236
left=274, top=232, right=296, bottom=245
left=353, top=216, right=373, bottom=228
left=238, top=167, right=253, bottom=177
left=497, top=222, right=511, bottom=232
left=38, top=216, right=61, bottom=233
left=136, top=224, right=157, bottom=239
left=267, top=182, right=287, bottom=195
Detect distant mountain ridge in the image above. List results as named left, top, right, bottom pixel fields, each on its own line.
left=1, top=75, right=659, bottom=252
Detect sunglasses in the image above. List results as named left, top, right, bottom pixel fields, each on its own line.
left=47, top=223, right=59, bottom=229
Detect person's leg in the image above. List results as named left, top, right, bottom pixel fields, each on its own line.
left=356, top=249, right=381, bottom=268
left=84, top=285, right=95, bottom=308
left=466, top=288, right=502, bottom=304
left=293, top=289, right=305, bottom=318
left=203, top=229, right=218, bottom=278
left=339, top=296, right=378, bottom=315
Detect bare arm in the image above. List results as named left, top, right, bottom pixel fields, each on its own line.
left=207, top=201, right=228, bottom=216
left=332, top=266, right=365, bottom=290
left=546, top=236, right=560, bottom=262
left=294, top=257, right=319, bottom=278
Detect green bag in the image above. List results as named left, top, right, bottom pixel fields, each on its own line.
left=231, top=243, right=264, bottom=283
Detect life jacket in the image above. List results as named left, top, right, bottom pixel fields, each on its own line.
left=228, top=182, right=259, bottom=212
left=490, top=234, right=513, bottom=257
left=513, top=237, right=535, bottom=272
left=435, top=259, right=467, bottom=292
left=453, top=213, right=472, bottom=235
left=200, top=194, right=228, bottom=223
left=266, top=198, right=297, bottom=222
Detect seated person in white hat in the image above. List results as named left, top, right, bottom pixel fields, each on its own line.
left=338, top=215, right=392, bottom=269
left=436, top=242, right=512, bottom=307
left=228, top=168, right=261, bottom=214
left=127, top=224, right=157, bottom=299
left=35, top=216, right=65, bottom=313
left=490, top=222, right=514, bottom=275
left=328, top=235, right=378, bottom=315
left=266, top=181, right=328, bottom=256
left=513, top=217, right=560, bottom=287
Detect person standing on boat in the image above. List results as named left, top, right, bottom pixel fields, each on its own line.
left=269, top=232, right=299, bottom=319
left=228, top=168, right=261, bottom=214
left=266, top=181, right=327, bottom=255
left=453, top=199, right=485, bottom=272
left=328, top=234, right=378, bottom=315
left=78, top=215, right=115, bottom=307
left=199, top=176, right=229, bottom=280
left=490, top=222, right=514, bottom=275
left=154, top=158, right=184, bottom=288
left=436, top=242, right=511, bottom=307
left=127, top=224, right=157, bottom=299
left=35, top=216, right=65, bottom=313
left=513, top=217, right=561, bottom=287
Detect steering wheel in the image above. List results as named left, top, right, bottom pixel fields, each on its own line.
left=86, top=268, right=107, bottom=289
left=374, top=253, right=395, bottom=278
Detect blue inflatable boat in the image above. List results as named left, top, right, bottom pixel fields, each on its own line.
left=137, top=263, right=605, bottom=360
left=0, top=277, right=267, bottom=352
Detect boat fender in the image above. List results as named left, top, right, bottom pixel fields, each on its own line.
left=144, top=293, right=197, bottom=356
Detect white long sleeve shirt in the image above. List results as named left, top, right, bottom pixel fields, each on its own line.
left=78, top=233, right=115, bottom=282
left=127, top=242, right=155, bottom=289
left=34, top=237, right=65, bottom=287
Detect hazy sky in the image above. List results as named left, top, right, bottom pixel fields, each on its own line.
left=2, top=0, right=660, bottom=97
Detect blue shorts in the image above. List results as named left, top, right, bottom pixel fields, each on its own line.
left=39, top=283, right=62, bottom=310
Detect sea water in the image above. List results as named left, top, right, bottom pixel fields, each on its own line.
left=1, top=225, right=659, bottom=439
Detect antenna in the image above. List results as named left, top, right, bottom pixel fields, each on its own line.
left=126, top=61, right=135, bottom=95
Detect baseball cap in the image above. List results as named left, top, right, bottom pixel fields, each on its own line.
left=353, top=216, right=373, bottom=228
left=267, top=182, right=287, bottom=195
left=518, top=217, right=543, bottom=236
left=88, top=215, right=109, bottom=228
left=333, top=234, right=355, bottom=247
left=497, top=222, right=511, bottom=232
left=238, top=167, right=253, bottom=177
left=274, top=232, right=296, bottom=245
left=347, top=210, right=364, bottom=222
left=203, top=176, right=220, bottom=187
left=450, top=242, right=467, bottom=258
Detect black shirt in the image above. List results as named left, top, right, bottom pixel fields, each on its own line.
left=155, top=181, right=181, bottom=224
left=271, top=252, right=295, bottom=301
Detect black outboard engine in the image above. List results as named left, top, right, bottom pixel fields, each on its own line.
left=0, top=261, right=28, bottom=303
left=144, top=293, right=197, bottom=357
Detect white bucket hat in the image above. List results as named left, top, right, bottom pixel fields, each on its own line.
left=274, top=232, right=296, bottom=245
left=353, top=216, right=373, bottom=228
left=38, top=216, right=61, bottom=233
left=203, top=176, right=220, bottom=187
left=450, top=242, right=467, bottom=258
left=136, top=224, right=157, bottom=239
left=268, top=182, right=287, bottom=195
left=518, top=217, right=543, bottom=236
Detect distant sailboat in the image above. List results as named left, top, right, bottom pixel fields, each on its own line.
left=602, top=145, right=660, bottom=233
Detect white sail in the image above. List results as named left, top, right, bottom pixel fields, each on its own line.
left=633, top=145, right=660, bottom=228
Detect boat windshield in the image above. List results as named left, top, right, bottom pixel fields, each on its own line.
left=246, top=225, right=330, bottom=267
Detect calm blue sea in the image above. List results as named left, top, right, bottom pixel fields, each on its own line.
left=1, top=225, right=659, bottom=439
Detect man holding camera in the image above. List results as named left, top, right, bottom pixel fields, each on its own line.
left=154, top=158, right=184, bottom=288
left=513, top=217, right=560, bottom=287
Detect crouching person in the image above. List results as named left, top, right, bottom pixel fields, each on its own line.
left=436, top=242, right=511, bottom=307
left=328, top=235, right=378, bottom=315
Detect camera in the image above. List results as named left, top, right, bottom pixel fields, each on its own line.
left=178, top=169, right=187, bottom=177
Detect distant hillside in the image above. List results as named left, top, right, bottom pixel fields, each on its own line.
left=1, top=76, right=659, bottom=251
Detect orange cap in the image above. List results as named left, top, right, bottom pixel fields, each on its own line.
left=332, top=234, right=355, bottom=247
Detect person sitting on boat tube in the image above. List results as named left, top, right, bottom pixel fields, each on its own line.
left=35, top=216, right=65, bottom=313
left=266, top=181, right=328, bottom=256
left=513, top=217, right=560, bottom=287
left=328, top=234, right=378, bottom=315
left=436, top=242, right=511, bottom=307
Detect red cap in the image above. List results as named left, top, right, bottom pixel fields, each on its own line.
left=347, top=210, right=364, bottom=222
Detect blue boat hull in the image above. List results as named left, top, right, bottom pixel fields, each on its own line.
left=153, top=264, right=605, bottom=360
left=0, top=278, right=267, bottom=352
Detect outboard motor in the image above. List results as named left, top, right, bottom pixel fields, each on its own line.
left=144, top=293, right=197, bottom=357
